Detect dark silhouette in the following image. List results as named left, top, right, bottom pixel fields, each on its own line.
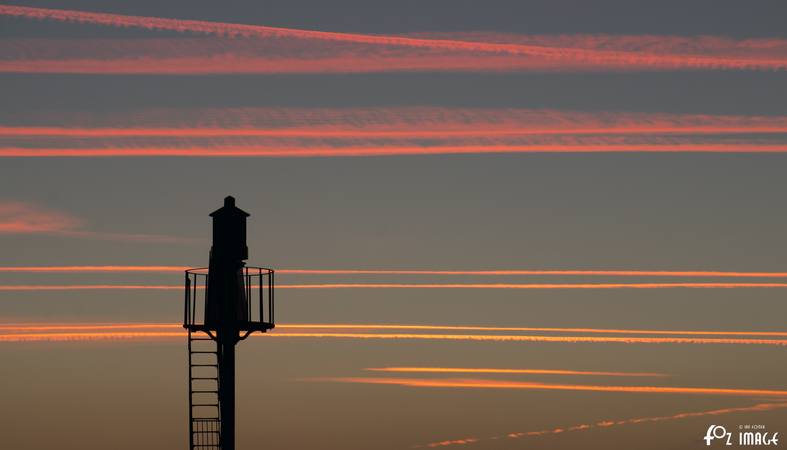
left=206, top=197, right=250, bottom=328
left=184, top=196, right=275, bottom=450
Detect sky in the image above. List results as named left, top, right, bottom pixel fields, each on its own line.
left=1, top=1, right=787, bottom=449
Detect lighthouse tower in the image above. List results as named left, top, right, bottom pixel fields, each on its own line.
left=183, top=196, right=275, bottom=450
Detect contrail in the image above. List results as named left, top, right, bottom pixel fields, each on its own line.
left=2, top=330, right=786, bottom=345
left=3, top=144, right=787, bottom=157
left=0, top=265, right=190, bottom=273
left=8, top=108, right=785, bottom=132
left=4, top=282, right=787, bottom=290
left=3, top=323, right=787, bottom=337
left=269, top=332, right=787, bottom=346
left=279, top=324, right=787, bottom=338
left=268, top=269, right=787, bottom=278
left=4, top=125, right=787, bottom=137
left=314, top=376, right=787, bottom=397
left=2, top=51, right=785, bottom=74
left=0, top=331, right=185, bottom=341
left=4, top=108, right=784, bottom=157
left=277, top=282, right=787, bottom=289
left=0, top=4, right=626, bottom=55
left=1, top=6, right=785, bottom=71
left=417, top=402, right=787, bottom=447
left=4, top=266, right=787, bottom=279
left=366, top=367, right=669, bottom=377
left=0, top=323, right=182, bottom=331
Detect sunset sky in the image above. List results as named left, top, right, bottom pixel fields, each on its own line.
left=2, top=1, right=787, bottom=449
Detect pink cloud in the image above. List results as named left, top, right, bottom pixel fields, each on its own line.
left=2, top=108, right=785, bottom=157
left=0, top=201, right=191, bottom=243
left=1, top=6, right=785, bottom=72
left=0, top=201, right=82, bottom=233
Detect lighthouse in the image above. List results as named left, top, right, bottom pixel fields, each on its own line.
left=183, top=196, right=275, bottom=450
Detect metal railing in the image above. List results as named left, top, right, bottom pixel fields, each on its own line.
left=184, top=266, right=275, bottom=332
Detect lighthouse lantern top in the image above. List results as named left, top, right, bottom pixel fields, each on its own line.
left=209, top=196, right=249, bottom=261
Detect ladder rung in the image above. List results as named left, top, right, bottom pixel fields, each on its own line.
left=191, top=390, right=219, bottom=394
left=191, top=377, right=218, bottom=380
left=190, top=364, right=218, bottom=367
left=191, top=403, right=219, bottom=407
left=190, top=351, right=217, bottom=354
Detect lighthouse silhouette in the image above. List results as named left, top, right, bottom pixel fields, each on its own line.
left=184, top=196, right=275, bottom=450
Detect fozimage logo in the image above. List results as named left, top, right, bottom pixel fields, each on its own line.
left=705, top=426, right=733, bottom=446
left=704, top=424, right=779, bottom=446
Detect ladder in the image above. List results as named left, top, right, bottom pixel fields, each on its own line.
left=188, top=329, right=222, bottom=449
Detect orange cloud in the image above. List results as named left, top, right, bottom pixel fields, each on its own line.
left=269, top=332, right=787, bottom=346
left=4, top=266, right=787, bottom=279
left=0, top=323, right=180, bottom=331
left=4, top=282, right=787, bottom=290
left=5, top=127, right=787, bottom=138
left=426, top=438, right=479, bottom=447
left=315, top=376, right=787, bottom=397
left=0, top=266, right=189, bottom=273
left=279, top=282, right=787, bottom=289
left=3, top=143, right=787, bottom=157
left=239, top=269, right=787, bottom=278
left=4, top=108, right=785, bottom=157
left=2, top=323, right=786, bottom=338
left=0, top=285, right=184, bottom=291
left=0, top=323, right=787, bottom=337
left=9, top=107, right=784, bottom=132
left=366, top=367, right=668, bottom=377
left=0, top=331, right=184, bottom=342
left=1, top=53, right=783, bottom=75
left=279, top=324, right=787, bottom=338
left=2, top=329, right=786, bottom=345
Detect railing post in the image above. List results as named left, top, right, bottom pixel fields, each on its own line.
left=270, top=270, right=274, bottom=324
left=246, top=268, right=252, bottom=321
left=184, top=274, right=191, bottom=327
left=197, top=273, right=203, bottom=326
left=258, top=268, right=263, bottom=323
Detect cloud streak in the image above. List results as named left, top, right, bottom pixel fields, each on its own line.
left=0, top=265, right=190, bottom=273
left=0, top=202, right=191, bottom=243
left=366, top=367, right=668, bottom=377
left=2, top=326, right=787, bottom=345
left=8, top=107, right=784, bottom=131
left=3, top=331, right=787, bottom=346
left=3, top=108, right=784, bottom=157
left=4, top=143, right=787, bottom=157
left=0, top=6, right=785, bottom=72
left=0, top=201, right=81, bottom=234
left=269, top=332, right=787, bottom=346
left=4, top=266, right=787, bottom=279
left=4, top=282, right=787, bottom=290
left=281, top=324, right=787, bottom=338
left=3, top=323, right=787, bottom=337
left=314, top=376, right=787, bottom=397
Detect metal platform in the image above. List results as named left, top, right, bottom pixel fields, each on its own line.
left=183, top=266, right=275, bottom=335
